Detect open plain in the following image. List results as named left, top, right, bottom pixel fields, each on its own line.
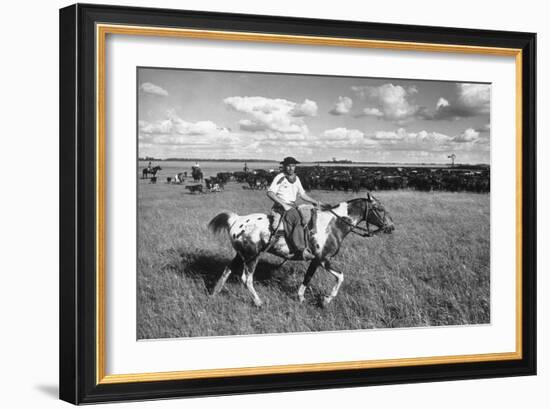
left=137, top=166, right=490, bottom=339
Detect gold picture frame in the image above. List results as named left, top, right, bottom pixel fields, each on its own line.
left=60, top=3, right=536, bottom=404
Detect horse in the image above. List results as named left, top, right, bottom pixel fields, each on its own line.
left=142, top=166, right=162, bottom=179
left=192, top=167, right=203, bottom=182
left=208, top=193, right=394, bottom=307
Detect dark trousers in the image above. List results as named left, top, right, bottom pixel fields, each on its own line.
left=282, top=208, right=307, bottom=253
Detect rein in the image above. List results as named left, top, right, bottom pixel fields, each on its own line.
left=328, top=202, right=383, bottom=238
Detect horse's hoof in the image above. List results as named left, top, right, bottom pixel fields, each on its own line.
left=254, top=299, right=264, bottom=308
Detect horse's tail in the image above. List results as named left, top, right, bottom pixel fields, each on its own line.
left=208, top=211, right=238, bottom=235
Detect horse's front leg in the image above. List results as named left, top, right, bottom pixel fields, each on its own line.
left=241, top=258, right=263, bottom=307
left=298, top=260, right=320, bottom=303
left=320, top=260, right=344, bottom=307
left=212, top=255, right=242, bottom=295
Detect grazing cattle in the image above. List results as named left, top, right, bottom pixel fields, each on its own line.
left=322, top=175, right=351, bottom=191
left=169, top=165, right=488, bottom=194
left=150, top=176, right=157, bottom=184
left=209, top=193, right=394, bottom=307
left=351, top=178, right=361, bottom=193
left=233, top=171, right=248, bottom=183
left=216, top=172, right=232, bottom=185
left=186, top=184, right=203, bottom=194
left=205, top=178, right=221, bottom=192
left=142, top=166, right=162, bottom=179
left=246, top=175, right=268, bottom=190
left=290, top=165, right=489, bottom=193
left=173, top=172, right=185, bottom=184
left=208, top=176, right=225, bottom=190
left=166, top=177, right=172, bottom=183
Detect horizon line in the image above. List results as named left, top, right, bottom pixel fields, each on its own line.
left=138, top=157, right=490, bottom=166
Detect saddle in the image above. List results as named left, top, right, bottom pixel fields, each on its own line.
left=297, top=204, right=318, bottom=237
left=268, top=205, right=318, bottom=258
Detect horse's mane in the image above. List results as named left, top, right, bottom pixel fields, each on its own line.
left=322, top=197, right=366, bottom=211
left=321, top=203, right=341, bottom=211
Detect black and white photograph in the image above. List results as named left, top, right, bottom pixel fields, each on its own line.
left=137, top=68, right=491, bottom=339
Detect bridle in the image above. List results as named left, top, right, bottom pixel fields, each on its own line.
left=328, top=199, right=388, bottom=238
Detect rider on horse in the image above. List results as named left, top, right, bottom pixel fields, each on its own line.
left=267, top=156, right=323, bottom=261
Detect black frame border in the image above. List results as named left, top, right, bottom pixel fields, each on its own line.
left=59, top=3, right=536, bottom=404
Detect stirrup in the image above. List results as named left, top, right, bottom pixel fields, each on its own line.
left=288, top=249, right=315, bottom=261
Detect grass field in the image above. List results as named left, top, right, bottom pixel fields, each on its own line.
left=137, top=179, right=490, bottom=339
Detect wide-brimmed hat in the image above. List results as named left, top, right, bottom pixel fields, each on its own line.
left=280, top=156, right=300, bottom=166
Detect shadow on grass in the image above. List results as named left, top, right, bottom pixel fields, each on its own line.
left=163, top=250, right=298, bottom=296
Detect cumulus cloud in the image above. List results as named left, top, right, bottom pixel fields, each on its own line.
left=315, top=128, right=377, bottom=149
left=458, top=84, right=490, bottom=113
left=140, top=82, right=169, bottom=97
left=321, top=128, right=364, bottom=141
left=453, top=128, right=480, bottom=143
left=436, top=97, right=450, bottom=109
left=139, top=117, right=218, bottom=136
left=352, top=83, right=419, bottom=122
left=224, top=96, right=315, bottom=136
left=364, top=128, right=455, bottom=153
left=138, top=112, right=243, bottom=152
left=362, top=107, right=384, bottom=118
left=420, top=84, right=491, bottom=120
left=139, top=119, right=172, bottom=134
left=238, top=119, right=268, bottom=132
left=329, top=96, right=353, bottom=115
left=415, top=130, right=453, bottom=143
left=177, top=120, right=218, bottom=136
left=290, top=99, right=318, bottom=117
left=360, top=126, right=488, bottom=159
left=372, top=128, right=409, bottom=140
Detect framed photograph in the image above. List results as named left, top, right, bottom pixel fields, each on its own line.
left=59, top=3, right=536, bottom=405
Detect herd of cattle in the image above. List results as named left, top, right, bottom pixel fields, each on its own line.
left=234, top=165, right=490, bottom=193
left=143, top=165, right=490, bottom=194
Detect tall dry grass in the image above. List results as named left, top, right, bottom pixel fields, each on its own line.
left=137, top=180, right=489, bottom=339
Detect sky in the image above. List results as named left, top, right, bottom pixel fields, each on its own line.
left=138, top=68, right=490, bottom=164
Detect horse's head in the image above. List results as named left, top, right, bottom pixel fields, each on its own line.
left=364, top=192, right=394, bottom=235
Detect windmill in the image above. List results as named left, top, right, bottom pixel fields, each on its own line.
left=448, top=154, right=456, bottom=167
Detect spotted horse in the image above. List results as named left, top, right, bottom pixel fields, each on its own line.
left=208, top=193, right=395, bottom=307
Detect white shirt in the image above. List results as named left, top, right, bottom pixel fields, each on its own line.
left=268, top=173, right=305, bottom=205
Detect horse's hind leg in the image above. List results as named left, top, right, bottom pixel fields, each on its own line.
left=212, top=255, right=242, bottom=295
left=241, top=258, right=263, bottom=307
left=298, top=260, right=320, bottom=303
left=320, top=260, right=344, bottom=307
